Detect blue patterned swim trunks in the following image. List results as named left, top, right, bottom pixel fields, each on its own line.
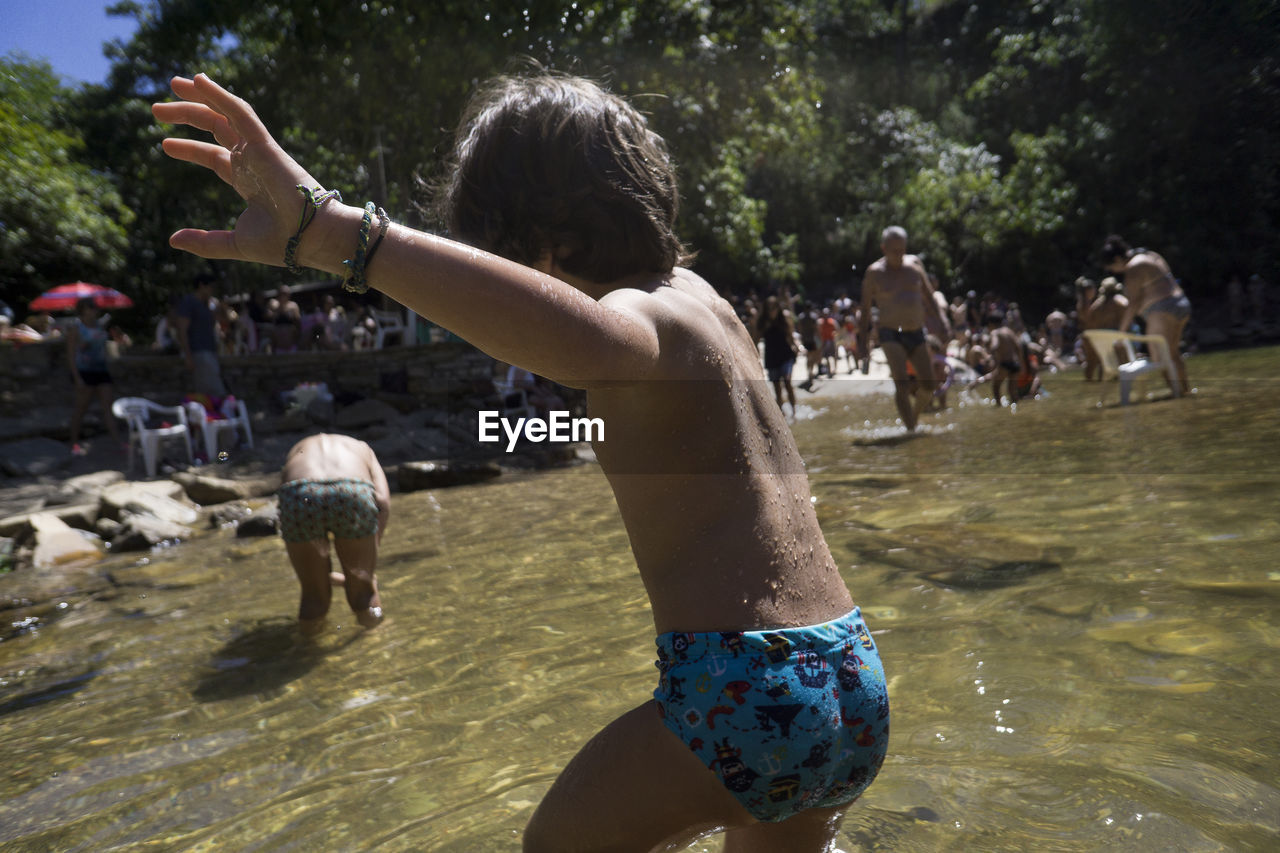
left=654, top=607, right=889, bottom=822
left=278, top=478, right=379, bottom=543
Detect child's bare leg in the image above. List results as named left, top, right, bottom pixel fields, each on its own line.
left=524, top=703, right=759, bottom=852
left=96, top=385, right=122, bottom=442
left=285, top=538, right=332, bottom=633
left=332, top=535, right=382, bottom=628
left=723, top=804, right=847, bottom=853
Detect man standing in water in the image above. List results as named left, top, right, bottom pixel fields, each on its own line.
left=860, top=226, right=947, bottom=431
left=1104, top=235, right=1191, bottom=393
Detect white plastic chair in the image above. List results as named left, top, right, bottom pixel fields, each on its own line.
left=494, top=365, right=536, bottom=419
left=1083, top=330, right=1182, bottom=405
left=112, top=397, right=194, bottom=478
left=184, top=398, right=255, bottom=461
left=371, top=308, right=407, bottom=349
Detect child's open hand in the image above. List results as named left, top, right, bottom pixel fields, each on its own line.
left=152, top=74, right=325, bottom=266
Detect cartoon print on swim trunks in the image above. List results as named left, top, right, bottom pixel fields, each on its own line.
left=653, top=608, right=890, bottom=823
left=278, top=478, right=380, bottom=542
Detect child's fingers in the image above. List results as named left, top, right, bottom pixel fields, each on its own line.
left=186, top=73, right=272, bottom=144
left=160, top=138, right=233, bottom=185
left=169, top=227, right=242, bottom=261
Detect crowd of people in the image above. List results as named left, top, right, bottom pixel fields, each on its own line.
left=735, top=229, right=1228, bottom=426
left=154, top=280, right=396, bottom=360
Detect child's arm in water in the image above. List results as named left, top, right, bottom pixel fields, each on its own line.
left=152, top=74, right=659, bottom=388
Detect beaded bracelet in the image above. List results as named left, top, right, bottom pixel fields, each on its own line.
left=285, top=185, right=343, bottom=274
left=337, top=201, right=386, bottom=294
left=365, top=205, right=390, bottom=269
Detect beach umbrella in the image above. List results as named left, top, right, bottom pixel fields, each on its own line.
left=29, top=282, right=134, bottom=312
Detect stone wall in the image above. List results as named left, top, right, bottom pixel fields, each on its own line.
left=1, top=339, right=497, bottom=435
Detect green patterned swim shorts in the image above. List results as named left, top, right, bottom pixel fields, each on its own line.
left=278, top=478, right=379, bottom=542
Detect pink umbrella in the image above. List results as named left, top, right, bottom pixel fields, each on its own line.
left=29, top=282, right=134, bottom=312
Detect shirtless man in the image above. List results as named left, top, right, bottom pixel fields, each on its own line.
left=1104, top=235, right=1191, bottom=393
left=860, top=226, right=948, bottom=430
left=155, top=71, right=888, bottom=850
left=278, top=433, right=390, bottom=633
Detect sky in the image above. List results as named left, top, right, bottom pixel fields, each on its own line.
left=0, top=0, right=141, bottom=85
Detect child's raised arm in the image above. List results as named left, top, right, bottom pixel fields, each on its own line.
left=152, top=74, right=659, bottom=386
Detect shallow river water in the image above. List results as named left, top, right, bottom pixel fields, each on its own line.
left=2, top=347, right=1278, bottom=851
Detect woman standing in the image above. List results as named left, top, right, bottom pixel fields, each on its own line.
left=66, top=298, right=122, bottom=454
left=757, top=295, right=800, bottom=418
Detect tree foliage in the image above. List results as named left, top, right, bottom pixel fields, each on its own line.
left=0, top=57, right=133, bottom=309
left=8, top=0, right=1278, bottom=326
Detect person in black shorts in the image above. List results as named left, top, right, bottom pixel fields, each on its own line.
left=66, top=298, right=122, bottom=454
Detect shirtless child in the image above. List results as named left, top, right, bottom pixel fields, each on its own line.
left=1104, top=235, right=1192, bottom=393
left=970, top=314, right=1029, bottom=406
left=860, top=226, right=948, bottom=430
left=278, top=433, right=390, bottom=634
left=155, top=72, right=888, bottom=850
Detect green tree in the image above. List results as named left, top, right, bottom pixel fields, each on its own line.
left=0, top=56, right=133, bottom=310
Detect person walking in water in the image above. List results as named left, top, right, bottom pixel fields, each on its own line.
left=860, top=226, right=948, bottom=431
left=757, top=294, right=800, bottom=417
left=66, top=297, right=123, bottom=454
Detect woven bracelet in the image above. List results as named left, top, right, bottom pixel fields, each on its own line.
left=285, top=185, right=343, bottom=274
left=341, top=202, right=378, bottom=294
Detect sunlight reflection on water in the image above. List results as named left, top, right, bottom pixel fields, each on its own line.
left=1, top=348, right=1278, bottom=850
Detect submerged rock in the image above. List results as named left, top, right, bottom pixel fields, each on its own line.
left=236, top=503, right=280, bottom=538
left=43, top=470, right=126, bottom=507
left=0, top=503, right=100, bottom=539
left=335, top=399, right=402, bottom=430
left=109, top=512, right=195, bottom=552
left=172, top=471, right=281, bottom=506
left=398, top=459, right=502, bottom=492
left=99, top=481, right=198, bottom=525
left=26, top=513, right=106, bottom=569
left=920, top=559, right=1062, bottom=591
left=0, top=437, right=73, bottom=478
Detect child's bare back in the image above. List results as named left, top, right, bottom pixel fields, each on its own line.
left=282, top=433, right=382, bottom=484
left=588, top=268, right=853, bottom=634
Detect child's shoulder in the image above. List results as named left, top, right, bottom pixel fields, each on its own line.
left=603, top=268, right=739, bottom=344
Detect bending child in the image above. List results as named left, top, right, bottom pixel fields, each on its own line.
left=278, top=433, right=390, bottom=633
left=155, top=71, right=887, bottom=851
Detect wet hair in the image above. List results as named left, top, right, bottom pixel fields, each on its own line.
left=1101, top=234, right=1131, bottom=264
left=439, top=71, right=691, bottom=283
